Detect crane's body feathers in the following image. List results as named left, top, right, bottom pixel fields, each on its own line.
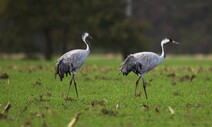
left=55, top=49, right=90, bottom=81
left=120, top=52, right=163, bottom=76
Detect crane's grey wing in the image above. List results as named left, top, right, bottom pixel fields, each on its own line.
left=119, top=55, right=142, bottom=76
left=63, top=51, right=87, bottom=69
left=135, top=53, right=160, bottom=74
left=55, top=58, right=73, bottom=81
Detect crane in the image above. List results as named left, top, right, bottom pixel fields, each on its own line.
left=119, top=38, right=179, bottom=99
left=55, top=32, right=92, bottom=98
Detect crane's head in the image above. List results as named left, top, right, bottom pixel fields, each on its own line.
left=82, top=32, right=93, bottom=42
left=161, top=38, right=179, bottom=45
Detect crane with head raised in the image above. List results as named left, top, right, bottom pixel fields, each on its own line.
left=55, top=32, right=92, bottom=98
left=120, top=38, right=179, bottom=99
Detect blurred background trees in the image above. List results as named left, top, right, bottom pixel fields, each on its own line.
left=0, top=0, right=211, bottom=60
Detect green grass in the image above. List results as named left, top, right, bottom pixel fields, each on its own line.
left=0, top=55, right=211, bottom=127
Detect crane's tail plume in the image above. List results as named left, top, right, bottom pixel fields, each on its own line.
left=55, top=59, right=72, bottom=81
left=119, top=55, right=143, bottom=76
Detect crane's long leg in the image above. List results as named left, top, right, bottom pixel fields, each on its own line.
left=73, top=75, right=79, bottom=98
left=66, top=74, right=74, bottom=97
left=135, top=76, right=141, bottom=97
left=142, top=78, right=148, bottom=99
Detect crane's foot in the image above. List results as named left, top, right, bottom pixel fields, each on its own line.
left=64, top=97, right=76, bottom=101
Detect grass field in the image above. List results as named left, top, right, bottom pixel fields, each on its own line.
left=0, top=55, right=211, bottom=127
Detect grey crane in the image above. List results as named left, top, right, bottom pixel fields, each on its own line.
left=55, top=32, right=92, bottom=98
left=120, top=38, right=179, bottom=99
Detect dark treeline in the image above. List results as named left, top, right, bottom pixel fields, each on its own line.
left=0, top=0, right=211, bottom=60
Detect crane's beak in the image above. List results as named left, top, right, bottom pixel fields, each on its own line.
left=88, top=35, right=93, bottom=39
left=172, top=41, right=179, bottom=44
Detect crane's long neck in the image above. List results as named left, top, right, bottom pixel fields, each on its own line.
left=83, top=37, right=91, bottom=51
left=160, top=43, right=166, bottom=58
